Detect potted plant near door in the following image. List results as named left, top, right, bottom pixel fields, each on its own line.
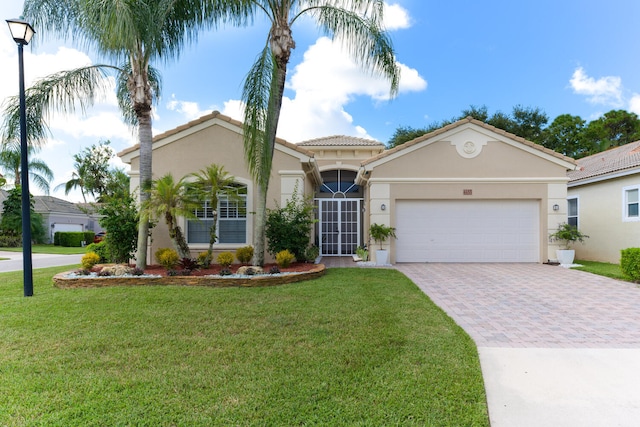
left=369, top=223, right=397, bottom=266
left=549, top=222, right=589, bottom=266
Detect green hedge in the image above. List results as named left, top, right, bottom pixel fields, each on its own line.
left=620, top=248, right=640, bottom=281
left=55, top=231, right=95, bottom=247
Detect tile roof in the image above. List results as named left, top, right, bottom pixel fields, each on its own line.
left=297, top=135, right=384, bottom=147
left=568, top=140, right=640, bottom=182
left=0, top=190, right=88, bottom=215
left=362, top=116, right=577, bottom=166
left=118, top=111, right=314, bottom=159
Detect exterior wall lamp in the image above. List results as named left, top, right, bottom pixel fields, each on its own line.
left=381, top=203, right=386, bottom=211
left=553, top=204, right=560, bottom=211
left=6, top=18, right=35, bottom=297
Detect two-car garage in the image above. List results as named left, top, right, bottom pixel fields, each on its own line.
left=395, top=200, right=541, bottom=263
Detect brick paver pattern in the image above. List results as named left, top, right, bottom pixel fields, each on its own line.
left=394, top=263, right=640, bottom=348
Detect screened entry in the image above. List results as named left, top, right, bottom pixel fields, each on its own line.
left=316, top=169, right=362, bottom=256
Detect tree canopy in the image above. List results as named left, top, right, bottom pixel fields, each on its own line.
left=388, top=105, right=640, bottom=159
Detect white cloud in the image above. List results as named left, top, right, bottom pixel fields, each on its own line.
left=49, top=110, right=133, bottom=142
left=384, top=3, right=412, bottom=30
left=569, top=67, right=623, bottom=106
left=166, top=94, right=213, bottom=121
left=630, top=94, right=640, bottom=116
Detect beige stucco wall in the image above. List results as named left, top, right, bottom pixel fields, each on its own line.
left=568, top=175, right=640, bottom=263
left=121, top=118, right=314, bottom=264
left=363, top=127, right=572, bottom=264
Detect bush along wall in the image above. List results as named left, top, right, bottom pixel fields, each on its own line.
left=55, top=232, right=94, bottom=247
left=621, top=248, right=640, bottom=282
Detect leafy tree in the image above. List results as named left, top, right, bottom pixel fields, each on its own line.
left=189, top=164, right=237, bottom=262
left=0, top=141, right=53, bottom=194
left=241, top=0, right=400, bottom=266
left=584, top=110, right=640, bottom=153
left=0, top=187, right=46, bottom=244
left=265, top=186, right=315, bottom=261
left=541, top=114, right=588, bottom=158
left=141, top=173, right=199, bottom=259
left=388, top=125, right=438, bottom=148
left=98, top=194, right=138, bottom=263
left=56, top=140, right=128, bottom=202
left=16, top=0, right=243, bottom=269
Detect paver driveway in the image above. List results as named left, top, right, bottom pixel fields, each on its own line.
left=395, top=263, right=640, bottom=426
left=396, top=263, right=640, bottom=348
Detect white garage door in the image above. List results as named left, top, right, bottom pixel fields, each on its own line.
left=396, top=200, right=540, bottom=263
left=53, top=223, right=83, bottom=234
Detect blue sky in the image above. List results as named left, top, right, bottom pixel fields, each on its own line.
left=1, top=1, right=639, bottom=201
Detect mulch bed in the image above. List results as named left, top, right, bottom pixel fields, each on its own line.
left=140, top=262, right=317, bottom=277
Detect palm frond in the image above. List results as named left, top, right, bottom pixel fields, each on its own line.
left=242, top=45, right=277, bottom=190
left=308, top=2, right=400, bottom=97
left=1, top=64, right=122, bottom=148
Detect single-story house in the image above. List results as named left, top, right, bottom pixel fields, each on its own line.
left=567, top=141, right=640, bottom=263
left=119, top=112, right=577, bottom=264
left=0, top=190, right=104, bottom=243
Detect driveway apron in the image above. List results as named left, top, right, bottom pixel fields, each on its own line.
left=395, top=263, right=640, bottom=427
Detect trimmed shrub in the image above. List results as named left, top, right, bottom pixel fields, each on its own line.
left=275, top=249, right=295, bottom=268
left=217, top=252, right=234, bottom=267
left=621, top=248, right=640, bottom=281
left=236, top=246, right=254, bottom=264
left=0, top=233, right=21, bottom=248
left=304, top=245, right=319, bottom=263
left=155, top=248, right=180, bottom=270
left=265, top=186, right=315, bottom=260
left=81, top=252, right=101, bottom=270
left=55, top=232, right=94, bottom=247
left=86, top=241, right=109, bottom=263
left=197, top=252, right=211, bottom=268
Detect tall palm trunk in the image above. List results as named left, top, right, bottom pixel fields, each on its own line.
left=252, top=21, right=292, bottom=267
left=136, top=111, right=153, bottom=268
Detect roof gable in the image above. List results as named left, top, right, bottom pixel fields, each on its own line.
left=568, top=140, right=640, bottom=184
left=118, top=111, right=314, bottom=162
left=362, top=117, right=577, bottom=170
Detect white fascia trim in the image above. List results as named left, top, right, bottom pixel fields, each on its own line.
left=364, top=122, right=576, bottom=171
left=120, top=118, right=243, bottom=162
left=568, top=167, right=640, bottom=188
left=367, top=177, right=570, bottom=184
left=274, top=143, right=313, bottom=162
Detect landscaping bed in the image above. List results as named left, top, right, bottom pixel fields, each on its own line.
left=53, top=262, right=325, bottom=288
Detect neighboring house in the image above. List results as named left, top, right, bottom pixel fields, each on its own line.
left=119, top=112, right=577, bottom=264
left=567, top=141, right=640, bottom=263
left=0, top=190, right=104, bottom=244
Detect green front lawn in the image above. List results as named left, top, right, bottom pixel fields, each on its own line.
left=0, top=267, right=488, bottom=426
left=0, top=244, right=88, bottom=255
left=573, top=260, right=626, bottom=281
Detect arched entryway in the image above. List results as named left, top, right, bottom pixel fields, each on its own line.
left=315, top=169, right=362, bottom=256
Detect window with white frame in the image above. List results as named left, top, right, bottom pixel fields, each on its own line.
left=567, top=197, right=578, bottom=227
left=187, top=186, right=247, bottom=244
left=624, top=186, right=640, bottom=221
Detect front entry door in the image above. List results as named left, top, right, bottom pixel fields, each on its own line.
left=318, top=199, right=361, bottom=256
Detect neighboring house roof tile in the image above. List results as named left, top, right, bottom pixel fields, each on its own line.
left=298, top=135, right=384, bottom=147
left=0, top=190, right=89, bottom=216
left=568, top=140, right=640, bottom=183
left=118, top=110, right=314, bottom=159
left=361, top=116, right=577, bottom=166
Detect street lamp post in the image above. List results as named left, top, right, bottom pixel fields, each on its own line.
left=6, top=19, right=35, bottom=297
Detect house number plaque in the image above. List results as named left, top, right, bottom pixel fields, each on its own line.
left=463, top=189, right=472, bottom=196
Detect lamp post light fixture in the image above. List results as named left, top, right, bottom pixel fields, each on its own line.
left=7, top=18, right=35, bottom=297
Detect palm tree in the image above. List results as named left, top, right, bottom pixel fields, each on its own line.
left=190, top=164, right=238, bottom=262
left=0, top=140, right=53, bottom=194
left=241, top=0, right=400, bottom=265
left=141, top=173, right=199, bottom=259
left=12, top=0, right=247, bottom=269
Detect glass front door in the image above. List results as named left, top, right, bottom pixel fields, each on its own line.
left=318, top=199, right=361, bottom=256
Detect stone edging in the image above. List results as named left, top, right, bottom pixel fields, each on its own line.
left=53, top=264, right=326, bottom=289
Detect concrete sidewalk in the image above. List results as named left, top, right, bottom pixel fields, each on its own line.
left=0, top=250, right=82, bottom=272
left=395, top=263, right=640, bottom=427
